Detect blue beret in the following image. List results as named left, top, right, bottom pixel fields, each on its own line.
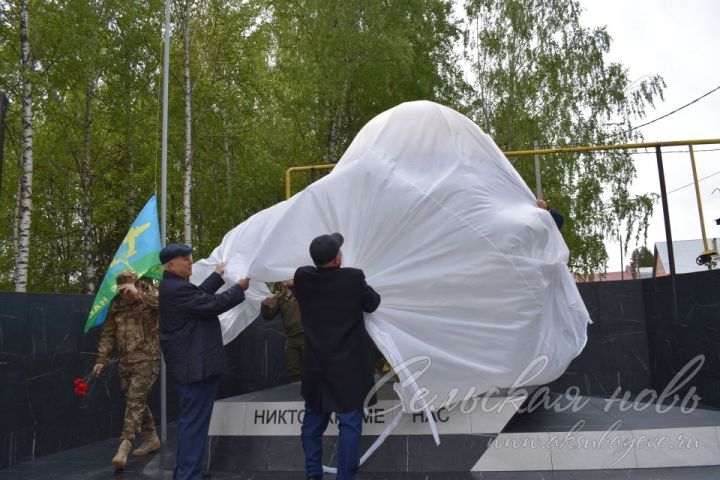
left=159, top=243, right=194, bottom=264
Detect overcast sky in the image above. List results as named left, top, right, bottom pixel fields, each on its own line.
left=580, top=0, right=720, bottom=271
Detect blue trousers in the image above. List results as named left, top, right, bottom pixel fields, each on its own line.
left=174, top=376, right=219, bottom=480
left=301, top=403, right=363, bottom=480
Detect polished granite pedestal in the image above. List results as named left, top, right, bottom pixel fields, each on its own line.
left=477, top=394, right=720, bottom=471
left=3, top=388, right=720, bottom=479
left=207, top=382, right=523, bottom=473
left=206, top=383, right=720, bottom=474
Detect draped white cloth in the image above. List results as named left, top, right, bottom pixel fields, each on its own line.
left=191, top=100, right=590, bottom=413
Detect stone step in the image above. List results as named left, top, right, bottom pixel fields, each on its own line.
left=207, top=382, right=524, bottom=472
left=476, top=394, right=720, bottom=471
left=206, top=384, right=720, bottom=472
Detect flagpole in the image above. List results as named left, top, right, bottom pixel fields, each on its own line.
left=160, top=0, right=171, bottom=445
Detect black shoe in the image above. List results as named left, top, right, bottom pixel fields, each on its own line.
left=307, top=476, right=322, bottom=480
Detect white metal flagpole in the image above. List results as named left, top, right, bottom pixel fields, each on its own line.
left=160, top=0, right=171, bottom=445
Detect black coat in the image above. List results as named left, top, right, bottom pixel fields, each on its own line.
left=159, top=271, right=245, bottom=384
left=293, top=265, right=381, bottom=413
left=549, top=208, right=564, bottom=230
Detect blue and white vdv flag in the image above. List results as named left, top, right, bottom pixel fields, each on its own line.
left=85, top=194, right=162, bottom=332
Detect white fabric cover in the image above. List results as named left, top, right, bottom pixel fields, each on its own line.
left=192, top=100, right=590, bottom=412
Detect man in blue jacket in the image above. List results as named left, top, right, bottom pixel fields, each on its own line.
left=158, top=243, right=250, bottom=480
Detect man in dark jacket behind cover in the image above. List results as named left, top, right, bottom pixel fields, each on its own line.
left=293, top=233, right=381, bottom=480
left=261, top=280, right=304, bottom=381
left=158, top=243, right=250, bottom=480
left=537, top=198, right=564, bottom=230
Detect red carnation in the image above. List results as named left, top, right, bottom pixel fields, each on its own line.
left=73, top=359, right=115, bottom=399
left=73, top=377, right=89, bottom=397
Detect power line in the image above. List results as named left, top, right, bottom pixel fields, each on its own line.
left=521, top=146, right=720, bottom=156
left=631, top=147, right=720, bottom=155
left=668, top=170, right=720, bottom=195
left=621, top=84, right=720, bottom=135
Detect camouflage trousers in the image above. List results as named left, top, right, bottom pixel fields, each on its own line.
left=286, top=334, right=304, bottom=382
left=118, top=359, right=159, bottom=441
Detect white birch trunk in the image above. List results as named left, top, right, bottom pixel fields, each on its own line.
left=222, top=112, right=230, bottom=187
left=182, top=0, right=193, bottom=245
left=80, top=79, right=97, bottom=293
left=14, top=0, right=34, bottom=292
left=327, top=79, right=350, bottom=163
left=12, top=151, right=22, bottom=267
left=221, top=109, right=233, bottom=223
left=125, top=89, right=135, bottom=220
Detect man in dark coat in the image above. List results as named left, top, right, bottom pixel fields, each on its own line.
left=537, top=198, right=565, bottom=230
left=293, top=233, right=381, bottom=480
left=158, top=243, right=250, bottom=480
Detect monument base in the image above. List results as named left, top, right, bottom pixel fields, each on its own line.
left=207, top=382, right=523, bottom=472
left=206, top=383, right=720, bottom=472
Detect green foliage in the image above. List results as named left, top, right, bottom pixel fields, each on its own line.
left=630, top=245, right=654, bottom=278
left=0, top=0, right=665, bottom=291
left=268, top=0, right=464, bottom=161
left=464, top=0, right=664, bottom=274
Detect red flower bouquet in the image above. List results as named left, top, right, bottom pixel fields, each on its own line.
left=73, top=377, right=90, bottom=397
left=73, top=358, right=116, bottom=397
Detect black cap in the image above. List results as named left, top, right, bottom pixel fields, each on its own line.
left=159, top=243, right=194, bottom=264
left=309, top=233, right=344, bottom=265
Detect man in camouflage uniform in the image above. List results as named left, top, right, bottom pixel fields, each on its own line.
left=93, top=270, right=161, bottom=469
left=262, top=280, right=304, bottom=381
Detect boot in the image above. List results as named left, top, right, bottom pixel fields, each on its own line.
left=131, top=432, right=161, bottom=456
left=112, top=439, right=132, bottom=469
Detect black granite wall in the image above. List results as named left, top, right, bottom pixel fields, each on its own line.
left=549, top=278, right=652, bottom=396
left=221, top=315, right=289, bottom=398
left=0, top=293, right=111, bottom=471
left=0, top=292, right=287, bottom=470
left=550, top=269, right=720, bottom=408
left=644, top=270, right=720, bottom=408
left=2, top=269, right=720, bottom=469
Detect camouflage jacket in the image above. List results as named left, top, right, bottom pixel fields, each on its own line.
left=97, top=281, right=160, bottom=365
left=261, top=290, right=303, bottom=337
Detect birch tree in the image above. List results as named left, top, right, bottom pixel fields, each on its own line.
left=0, top=0, right=673, bottom=290
left=179, top=0, right=194, bottom=245
left=182, top=0, right=276, bottom=254
left=13, top=0, right=34, bottom=292
left=38, top=0, right=108, bottom=293
left=270, top=0, right=464, bottom=166
left=464, top=0, right=665, bottom=273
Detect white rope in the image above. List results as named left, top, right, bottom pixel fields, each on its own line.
left=423, top=404, right=440, bottom=445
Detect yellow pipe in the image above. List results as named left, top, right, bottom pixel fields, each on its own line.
left=286, top=164, right=335, bottom=174
left=285, top=165, right=335, bottom=199
left=284, top=168, right=291, bottom=200
left=503, top=138, right=720, bottom=157
left=688, top=145, right=712, bottom=254
left=285, top=138, right=720, bottom=199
